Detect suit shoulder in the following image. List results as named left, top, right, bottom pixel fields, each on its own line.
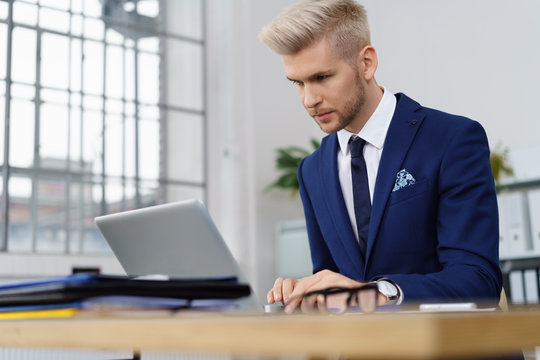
left=397, top=93, right=482, bottom=131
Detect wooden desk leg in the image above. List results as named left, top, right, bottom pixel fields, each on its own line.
left=133, top=350, right=141, bottom=360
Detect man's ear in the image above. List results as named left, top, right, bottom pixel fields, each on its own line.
left=356, top=45, right=378, bottom=81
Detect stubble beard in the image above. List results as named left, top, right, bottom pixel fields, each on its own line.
left=315, top=74, right=366, bottom=134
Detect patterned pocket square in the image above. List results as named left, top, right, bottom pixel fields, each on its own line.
left=393, top=169, right=416, bottom=192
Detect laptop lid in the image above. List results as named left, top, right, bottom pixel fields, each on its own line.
left=95, top=199, right=243, bottom=280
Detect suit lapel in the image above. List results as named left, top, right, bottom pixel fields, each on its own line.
left=365, top=94, right=425, bottom=266
left=320, top=135, right=365, bottom=277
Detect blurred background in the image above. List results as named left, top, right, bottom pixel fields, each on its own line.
left=1, top=0, right=540, bottom=311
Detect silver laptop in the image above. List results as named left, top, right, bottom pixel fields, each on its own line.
left=94, top=199, right=262, bottom=310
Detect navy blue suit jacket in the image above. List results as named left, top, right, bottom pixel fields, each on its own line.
left=298, top=93, right=502, bottom=302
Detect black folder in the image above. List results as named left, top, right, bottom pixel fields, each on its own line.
left=0, top=273, right=251, bottom=306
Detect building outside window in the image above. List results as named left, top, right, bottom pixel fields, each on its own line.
left=0, top=0, right=206, bottom=256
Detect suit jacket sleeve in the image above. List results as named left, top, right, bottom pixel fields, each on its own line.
left=298, top=158, right=339, bottom=274
left=377, top=120, right=502, bottom=302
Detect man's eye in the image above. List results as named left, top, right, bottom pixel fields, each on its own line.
left=291, top=80, right=303, bottom=86
left=317, top=75, right=328, bottom=81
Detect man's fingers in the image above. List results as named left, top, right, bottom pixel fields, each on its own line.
left=281, top=278, right=297, bottom=303
left=266, top=289, right=275, bottom=304
left=269, top=277, right=285, bottom=303
left=284, top=294, right=302, bottom=314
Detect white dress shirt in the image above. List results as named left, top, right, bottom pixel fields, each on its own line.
left=336, top=88, right=397, bottom=242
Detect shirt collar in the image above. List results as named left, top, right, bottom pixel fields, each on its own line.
left=337, top=87, right=397, bottom=155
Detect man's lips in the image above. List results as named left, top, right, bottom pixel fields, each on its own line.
left=313, top=111, right=333, bottom=121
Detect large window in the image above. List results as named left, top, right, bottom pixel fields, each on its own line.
left=0, top=0, right=206, bottom=254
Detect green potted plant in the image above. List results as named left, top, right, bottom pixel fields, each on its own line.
left=266, top=138, right=320, bottom=196
left=490, top=143, right=514, bottom=186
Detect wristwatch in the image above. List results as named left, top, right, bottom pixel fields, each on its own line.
left=376, top=279, right=400, bottom=305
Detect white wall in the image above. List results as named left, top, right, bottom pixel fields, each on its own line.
left=206, top=0, right=540, bottom=302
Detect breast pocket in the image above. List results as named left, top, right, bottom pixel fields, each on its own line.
left=389, top=178, right=430, bottom=205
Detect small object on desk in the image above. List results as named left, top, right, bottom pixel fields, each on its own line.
left=264, top=303, right=284, bottom=313
left=419, top=302, right=478, bottom=312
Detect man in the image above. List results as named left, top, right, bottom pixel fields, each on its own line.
left=259, top=0, right=502, bottom=313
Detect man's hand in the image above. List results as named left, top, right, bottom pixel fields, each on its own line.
left=267, top=269, right=387, bottom=314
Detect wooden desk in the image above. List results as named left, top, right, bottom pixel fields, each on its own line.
left=0, top=309, right=539, bottom=359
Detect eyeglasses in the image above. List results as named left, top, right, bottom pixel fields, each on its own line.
left=289, top=282, right=379, bottom=314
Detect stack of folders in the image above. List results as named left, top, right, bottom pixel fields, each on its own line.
left=0, top=273, right=251, bottom=320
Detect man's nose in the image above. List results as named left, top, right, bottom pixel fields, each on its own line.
left=303, top=85, right=322, bottom=109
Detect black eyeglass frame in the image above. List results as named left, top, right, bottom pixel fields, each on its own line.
left=299, top=282, right=379, bottom=314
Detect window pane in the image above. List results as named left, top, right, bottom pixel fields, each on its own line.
left=125, top=116, right=136, bottom=178
left=139, top=104, right=158, bottom=119
left=40, top=103, right=69, bottom=164
left=83, top=94, right=103, bottom=111
left=71, top=39, right=82, bottom=91
left=71, top=14, right=83, bottom=36
left=137, top=52, right=159, bottom=104
left=105, top=99, right=123, bottom=114
left=0, top=23, right=6, bottom=79
left=41, top=33, right=70, bottom=89
left=137, top=0, right=159, bottom=18
left=82, top=184, right=110, bottom=253
left=8, top=176, right=33, bottom=252
left=125, top=48, right=135, bottom=101
left=106, top=28, right=124, bottom=45
left=68, top=181, right=95, bottom=253
left=70, top=106, right=82, bottom=164
left=11, top=83, right=35, bottom=100
left=105, top=179, right=129, bottom=213
left=0, top=1, right=7, bottom=21
left=139, top=118, right=159, bottom=180
left=167, top=111, right=204, bottom=183
left=67, top=182, right=80, bottom=253
left=13, top=2, right=37, bottom=26
left=71, top=0, right=83, bottom=14
left=82, top=111, right=103, bottom=174
left=103, top=179, right=137, bottom=212
left=138, top=36, right=159, bottom=53
left=165, top=0, right=202, bottom=40
left=125, top=101, right=135, bottom=117
left=166, top=39, right=203, bottom=110
left=11, top=27, right=36, bottom=84
left=9, top=99, right=35, bottom=168
left=0, top=93, right=4, bottom=166
left=36, top=178, right=67, bottom=253
left=41, top=88, right=69, bottom=105
left=71, top=92, right=82, bottom=108
left=84, top=17, right=105, bottom=41
left=83, top=0, right=102, bottom=17
left=104, top=114, right=122, bottom=177
left=40, top=7, right=70, bottom=33
left=106, top=45, right=124, bottom=98
left=83, top=40, right=104, bottom=95
left=40, top=0, right=70, bottom=11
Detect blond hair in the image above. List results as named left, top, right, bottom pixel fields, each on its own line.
left=259, top=0, right=371, bottom=62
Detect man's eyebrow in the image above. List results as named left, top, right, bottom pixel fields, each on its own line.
left=286, top=71, right=331, bottom=83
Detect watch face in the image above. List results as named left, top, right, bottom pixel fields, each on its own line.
left=378, top=280, right=398, bottom=297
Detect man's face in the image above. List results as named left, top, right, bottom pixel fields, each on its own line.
left=282, top=38, right=366, bottom=134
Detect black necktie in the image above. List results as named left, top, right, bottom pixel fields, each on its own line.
left=349, top=135, right=371, bottom=259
